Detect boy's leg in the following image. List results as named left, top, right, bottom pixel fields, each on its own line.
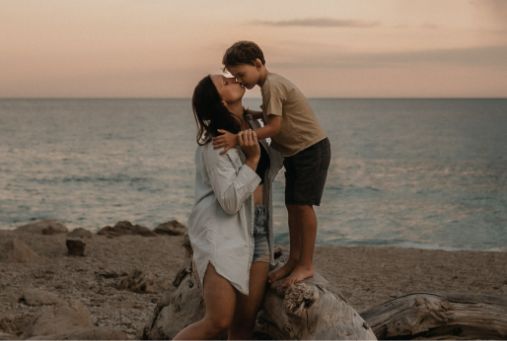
left=173, top=263, right=237, bottom=340
left=267, top=206, right=301, bottom=283
left=275, top=138, right=330, bottom=287
left=280, top=204, right=317, bottom=287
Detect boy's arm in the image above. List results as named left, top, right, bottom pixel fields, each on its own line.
left=253, top=114, right=282, bottom=140
left=212, top=114, right=282, bottom=154
left=245, top=108, right=264, bottom=120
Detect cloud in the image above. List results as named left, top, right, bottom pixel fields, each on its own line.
left=271, top=45, right=507, bottom=69
left=250, top=17, right=379, bottom=28
left=470, top=0, right=507, bottom=24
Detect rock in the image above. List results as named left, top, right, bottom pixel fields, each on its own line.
left=95, top=271, right=127, bottom=279
left=0, top=313, right=29, bottom=339
left=66, top=238, right=86, bottom=257
left=27, top=327, right=128, bottom=340
left=116, top=269, right=156, bottom=293
left=67, top=228, right=92, bottom=239
left=0, top=331, right=16, bottom=340
left=23, top=299, right=93, bottom=339
left=19, top=288, right=63, bottom=306
left=1, top=239, right=39, bottom=263
left=154, top=220, right=186, bottom=236
left=16, top=220, right=68, bottom=235
left=97, top=221, right=156, bottom=237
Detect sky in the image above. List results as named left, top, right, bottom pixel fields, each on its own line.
left=1, top=0, right=506, bottom=98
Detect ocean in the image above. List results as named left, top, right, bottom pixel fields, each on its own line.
left=1, top=98, right=506, bottom=251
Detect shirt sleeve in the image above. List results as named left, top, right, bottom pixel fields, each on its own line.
left=262, top=79, right=285, bottom=117
left=203, top=146, right=261, bottom=215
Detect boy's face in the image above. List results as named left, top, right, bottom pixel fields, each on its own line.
left=227, top=63, right=261, bottom=90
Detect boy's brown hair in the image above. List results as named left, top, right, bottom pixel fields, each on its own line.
left=222, top=41, right=266, bottom=67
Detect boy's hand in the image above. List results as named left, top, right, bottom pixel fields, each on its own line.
left=212, top=129, right=238, bottom=155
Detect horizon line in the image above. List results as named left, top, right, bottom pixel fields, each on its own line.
left=1, top=96, right=506, bottom=100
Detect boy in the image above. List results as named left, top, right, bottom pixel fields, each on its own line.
left=213, top=41, right=331, bottom=287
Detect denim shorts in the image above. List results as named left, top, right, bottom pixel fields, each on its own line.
left=252, top=205, right=270, bottom=263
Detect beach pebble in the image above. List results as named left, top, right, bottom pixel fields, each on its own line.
left=15, top=220, right=68, bottom=235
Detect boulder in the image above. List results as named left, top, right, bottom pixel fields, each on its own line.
left=16, top=220, right=68, bottom=235
left=0, top=239, right=39, bottom=263
left=154, top=220, right=186, bottom=236
left=97, top=221, right=156, bottom=237
left=67, top=228, right=93, bottom=239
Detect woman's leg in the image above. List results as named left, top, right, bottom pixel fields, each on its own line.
left=228, top=260, right=270, bottom=339
left=173, top=263, right=237, bottom=340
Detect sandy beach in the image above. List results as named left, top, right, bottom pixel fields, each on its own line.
left=1, top=221, right=506, bottom=339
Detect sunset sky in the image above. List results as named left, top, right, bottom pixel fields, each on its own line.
left=1, top=0, right=506, bottom=98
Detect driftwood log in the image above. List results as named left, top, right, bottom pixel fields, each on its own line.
left=361, top=292, right=507, bottom=339
left=143, top=243, right=507, bottom=340
left=143, top=258, right=376, bottom=340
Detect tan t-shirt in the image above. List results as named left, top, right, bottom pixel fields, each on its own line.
left=261, top=73, right=326, bottom=156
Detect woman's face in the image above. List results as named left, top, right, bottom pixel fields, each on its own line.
left=210, top=74, right=245, bottom=104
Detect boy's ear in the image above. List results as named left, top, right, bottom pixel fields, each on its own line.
left=254, top=58, right=263, bottom=68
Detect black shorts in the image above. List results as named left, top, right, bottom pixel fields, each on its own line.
left=283, top=138, right=331, bottom=206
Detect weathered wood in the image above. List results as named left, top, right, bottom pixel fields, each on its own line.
left=143, top=262, right=204, bottom=340
left=361, top=292, right=507, bottom=340
left=143, top=261, right=376, bottom=340
left=255, top=273, right=376, bottom=340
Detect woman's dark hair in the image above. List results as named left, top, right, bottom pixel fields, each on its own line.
left=192, top=75, right=241, bottom=145
left=222, top=40, right=265, bottom=67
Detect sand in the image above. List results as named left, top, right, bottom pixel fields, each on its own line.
left=0, top=227, right=506, bottom=339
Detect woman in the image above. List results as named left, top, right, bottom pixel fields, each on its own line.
left=173, top=74, right=282, bottom=340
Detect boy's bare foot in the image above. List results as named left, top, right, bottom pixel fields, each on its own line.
left=267, top=259, right=297, bottom=284
left=278, top=265, right=314, bottom=288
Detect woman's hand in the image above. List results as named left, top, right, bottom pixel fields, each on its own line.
left=238, top=129, right=260, bottom=171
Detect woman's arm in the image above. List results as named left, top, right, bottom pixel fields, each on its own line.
left=203, top=133, right=261, bottom=215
